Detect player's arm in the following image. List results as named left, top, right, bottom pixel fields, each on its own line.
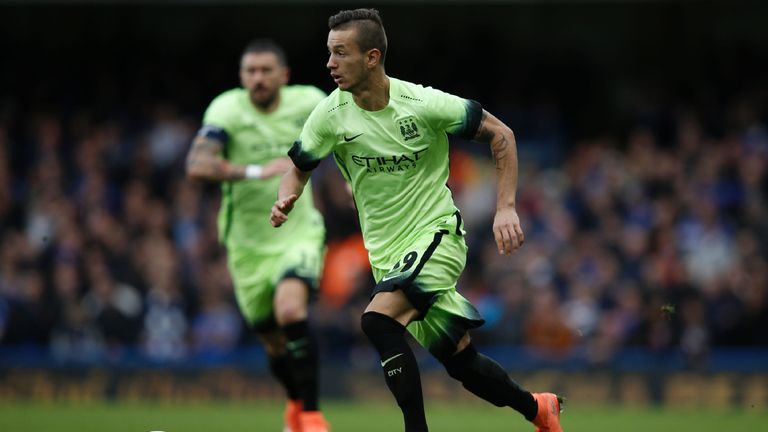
left=270, top=165, right=312, bottom=227
left=185, top=126, right=292, bottom=182
left=272, top=97, right=332, bottom=227
left=185, top=132, right=246, bottom=181
left=473, top=110, right=524, bottom=256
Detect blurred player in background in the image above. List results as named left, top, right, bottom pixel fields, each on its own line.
left=186, top=39, right=330, bottom=432
left=271, top=9, right=563, bottom=432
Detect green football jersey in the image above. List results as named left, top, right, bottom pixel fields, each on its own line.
left=290, top=77, right=482, bottom=268
left=203, top=85, right=326, bottom=252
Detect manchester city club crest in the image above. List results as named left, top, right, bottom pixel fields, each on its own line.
left=396, top=116, right=421, bottom=142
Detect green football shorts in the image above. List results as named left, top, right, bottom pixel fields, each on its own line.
left=227, top=235, right=324, bottom=332
left=371, top=211, right=485, bottom=361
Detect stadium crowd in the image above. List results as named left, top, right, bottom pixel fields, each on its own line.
left=1, top=94, right=767, bottom=369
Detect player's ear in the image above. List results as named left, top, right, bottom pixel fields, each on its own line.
left=281, top=67, right=291, bottom=85
left=366, top=48, right=382, bottom=68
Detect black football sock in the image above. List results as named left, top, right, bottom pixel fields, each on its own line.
left=282, top=320, right=320, bottom=411
left=361, top=311, right=428, bottom=432
left=268, top=352, right=300, bottom=401
left=442, top=344, right=538, bottom=421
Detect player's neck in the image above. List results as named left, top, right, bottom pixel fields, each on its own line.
left=250, top=93, right=281, bottom=114
left=352, top=73, right=389, bottom=112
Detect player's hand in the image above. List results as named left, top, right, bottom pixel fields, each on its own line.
left=493, top=206, right=524, bottom=255
left=261, top=158, right=295, bottom=179
left=270, top=194, right=298, bottom=227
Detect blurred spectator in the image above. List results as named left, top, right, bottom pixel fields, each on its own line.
left=147, top=103, right=194, bottom=174
left=81, top=247, right=143, bottom=347
left=49, top=261, right=104, bottom=362
left=523, top=286, right=576, bottom=357
left=140, top=236, right=190, bottom=361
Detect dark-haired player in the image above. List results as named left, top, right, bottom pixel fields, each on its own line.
left=273, top=9, right=564, bottom=432
left=187, top=39, right=330, bottom=432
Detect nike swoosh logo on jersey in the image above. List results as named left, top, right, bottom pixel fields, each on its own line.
left=380, top=353, right=404, bottom=367
left=344, top=133, right=364, bottom=142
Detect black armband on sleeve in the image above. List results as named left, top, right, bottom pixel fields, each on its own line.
left=455, top=99, right=483, bottom=140
left=197, top=125, right=229, bottom=143
left=288, top=140, right=322, bottom=172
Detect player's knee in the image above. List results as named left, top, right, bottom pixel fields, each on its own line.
left=361, top=311, right=404, bottom=341
left=274, top=301, right=307, bottom=325
left=456, top=333, right=472, bottom=353
left=442, top=343, right=478, bottom=381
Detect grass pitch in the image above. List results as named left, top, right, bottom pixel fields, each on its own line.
left=0, top=400, right=764, bottom=431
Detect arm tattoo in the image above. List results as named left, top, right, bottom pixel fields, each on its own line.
left=186, top=137, right=233, bottom=178
left=186, top=138, right=221, bottom=164
left=474, top=112, right=509, bottom=170
left=475, top=112, right=495, bottom=143
left=490, top=135, right=509, bottom=170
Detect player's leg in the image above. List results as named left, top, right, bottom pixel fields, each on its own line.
left=362, top=290, right=427, bottom=432
left=416, top=290, right=563, bottom=431
left=273, top=278, right=320, bottom=411
left=256, top=330, right=304, bottom=432
left=401, top=214, right=563, bottom=431
left=445, top=335, right=564, bottom=432
left=363, top=217, right=477, bottom=432
left=227, top=247, right=304, bottom=432
left=441, top=332, right=538, bottom=418
left=273, top=240, right=329, bottom=432
left=257, top=330, right=300, bottom=398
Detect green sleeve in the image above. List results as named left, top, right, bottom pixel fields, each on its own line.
left=289, top=103, right=334, bottom=171
left=202, top=94, right=236, bottom=133
left=423, top=87, right=483, bottom=139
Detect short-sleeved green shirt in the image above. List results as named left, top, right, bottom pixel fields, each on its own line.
left=203, top=85, right=326, bottom=253
left=289, top=77, right=482, bottom=268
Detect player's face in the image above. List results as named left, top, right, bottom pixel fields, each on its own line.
left=327, top=28, right=369, bottom=92
left=240, top=51, right=289, bottom=109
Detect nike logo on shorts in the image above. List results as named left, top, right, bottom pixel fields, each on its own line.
left=381, top=273, right=399, bottom=282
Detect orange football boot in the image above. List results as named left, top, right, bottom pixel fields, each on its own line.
left=532, top=392, right=564, bottom=432
left=299, top=411, right=330, bottom=432
left=283, top=399, right=303, bottom=432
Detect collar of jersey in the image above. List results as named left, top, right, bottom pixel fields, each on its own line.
left=349, top=77, right=398, bottom=116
